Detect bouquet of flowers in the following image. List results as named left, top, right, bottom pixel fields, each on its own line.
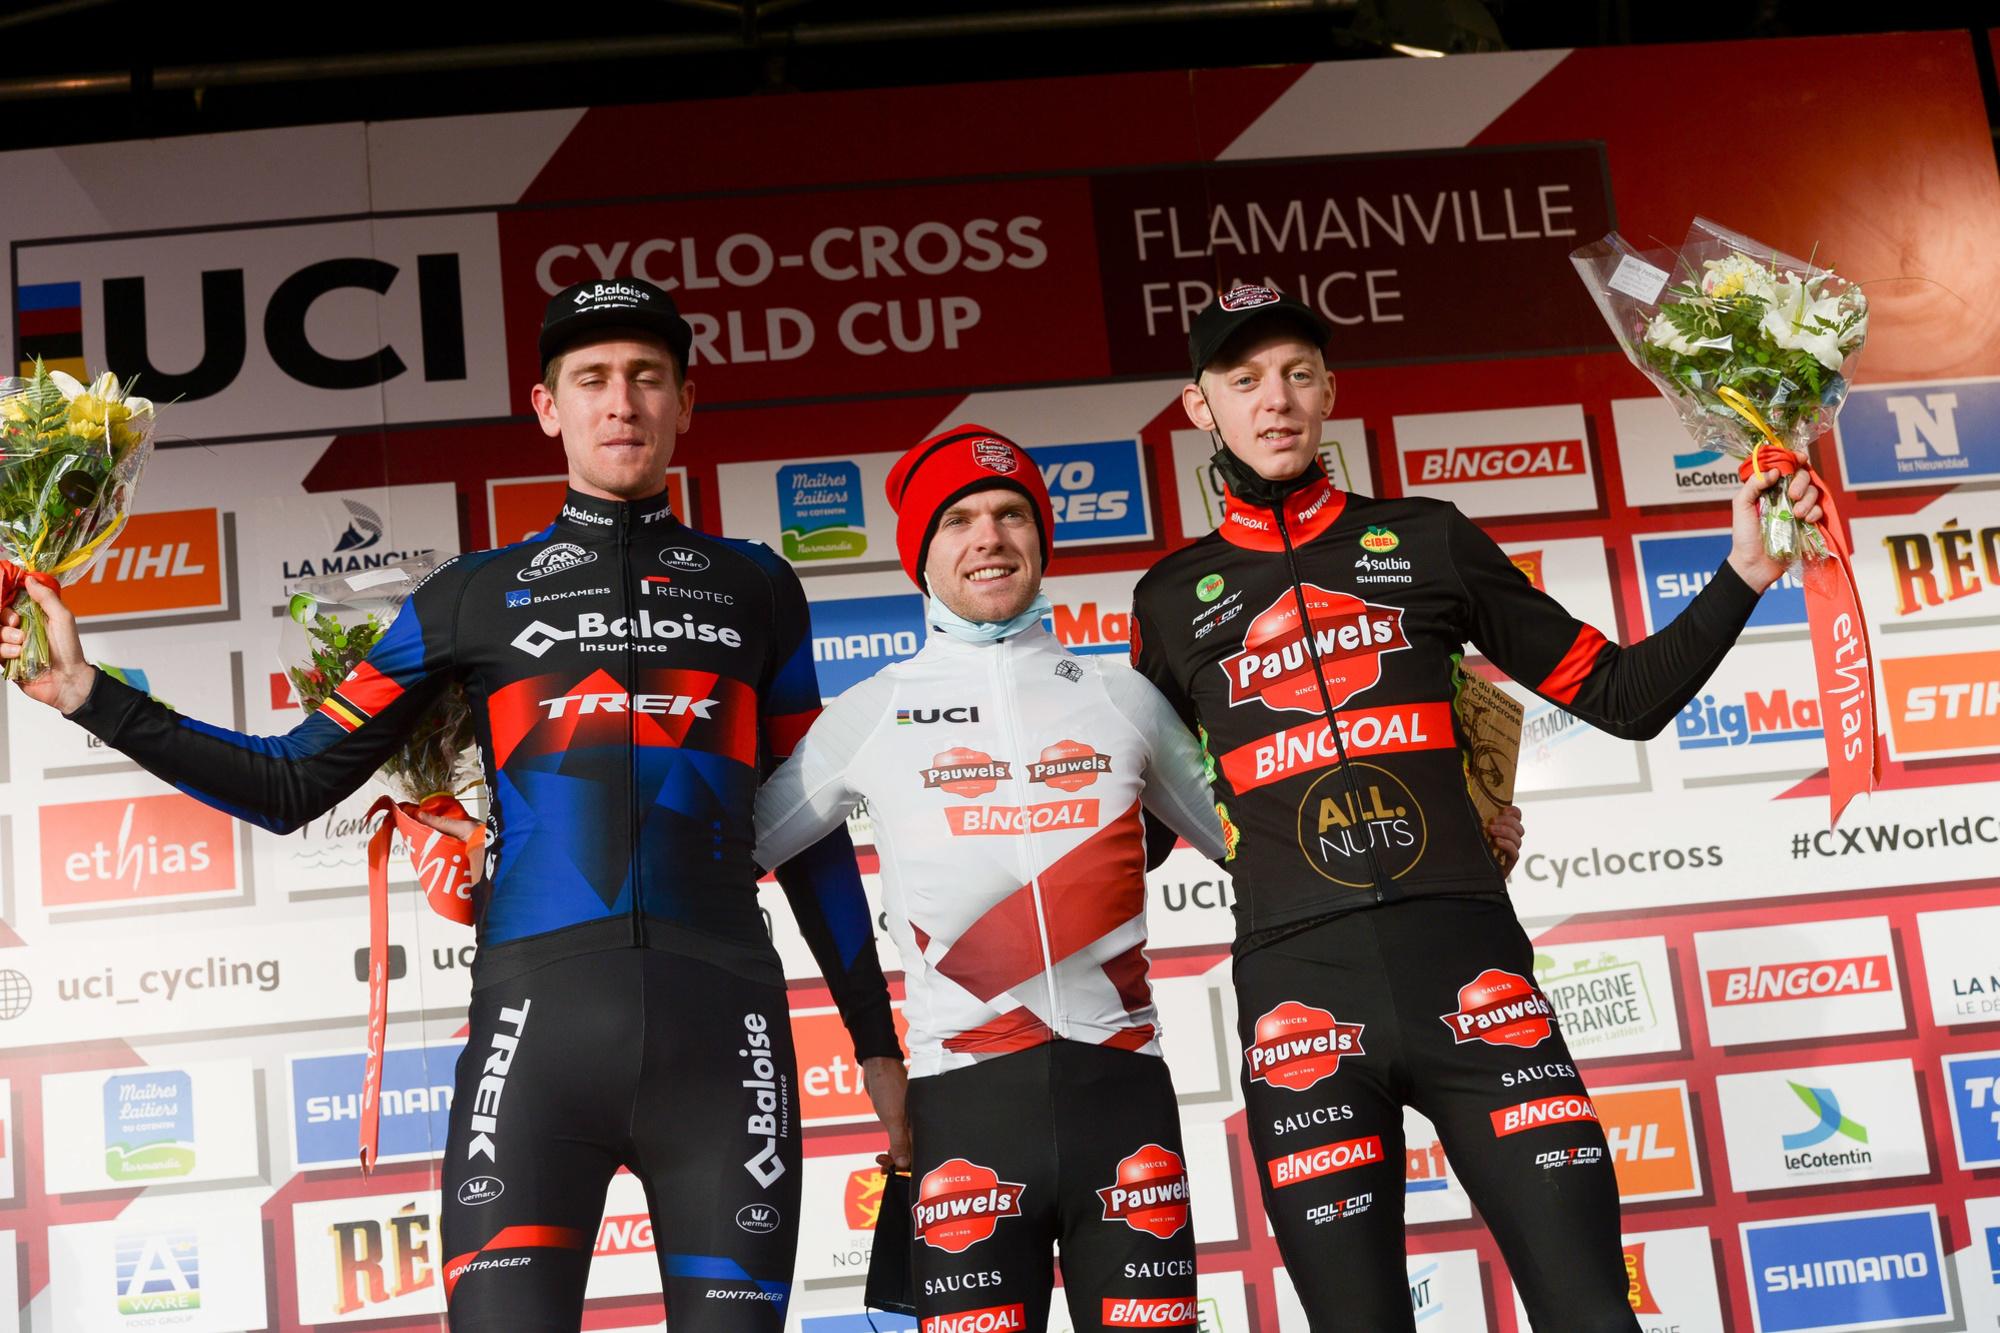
left=0, top=361, right=156, bottom=682
left=1572, top=217, right=1868, bottom=561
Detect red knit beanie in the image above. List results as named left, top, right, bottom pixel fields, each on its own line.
left=884, top=424, right=1054, bottom=591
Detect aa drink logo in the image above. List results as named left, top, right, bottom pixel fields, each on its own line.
left=809, top=593, right=925, bottom=695
left=1836, top=377, right=2000, bottom=489
left=1439, top=970, right=1554, bottom=1049
left=289, top=1044, right=461, bottom=1169
left=1245, top=1001, right=1365, bottom=1092
left=1694, top=917, right=1905, bottom=1047
left=1638, top=530, right=1806, bottom=633
left=1096, top=1145, right=1189, bottom=1239
left=1942, top=1050, right=2000, bottom=1169
left=38, top=794, right=239, bottom=909
left=1023, top=440, right=1152, bottom=546
left=1880, top=648, right=2000, bottom=760
left=1028, top=739, right=1112, bottom=791
left=1915, top=904, right=2000, bottom=1027
left=1741, top=1205, right=1951, bottom=1333
left=61, top=508, right=231, bottom=623
left=290, top=1191, right=446, bottom=1323
left=102, top=1070, right=194, bottom=1183
left=913, top=1159, right=1024, bottom=1253
left=1716, top=1058, right=1929, bottom=1194
left=779, top=459, right=868, bottom=561
left=1219, top=584, right=1407, bottom=713
left=1531, top=936, right=1680, bottom=1059
left=1392, top=403, right=1596, bottom=518
left=1590, top=1082, right=1701, bottom=1202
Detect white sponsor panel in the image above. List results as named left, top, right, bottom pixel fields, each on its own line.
left=1183, top=1120, right=1238, bottom=1245
left=1171, top=421, right=1372, bottom=537
left=1529, top=935, right=1681, bottom=1060
left=240, top=480, right=462, bottom=616
left=1047, top=1266, right=1245, bottom=1333
left=1392, top=404, right=1596, bottom=518
left=1157, top=972, right=1232, bottom=1103
left=1917, top=903, right=2000, bottom=1027
left=1404, top=1106, right=1472, bottom=1225
left=794, top=1150, right=884, bottom=1284
left=1498, top=537, right=1620, bottom=635
left=1146, top=847, right=1237, bottom=952
left=1850, top=486, right=2000, bottom=632
left=717, top=449, right=900, bottom=575
left=1715, top=1058, right=1928, bottom=1193
left=0, top=1231, right=15, bottom=1333
left=1961, top=1196, right=2000, bottom=1328
left=291, top=1190, right=448, bottom=1324
left=1041, top=568, right=1142, bottom=658
left=1512, top=1225, right=1725, bottom=1332
left=1694, top=916, right=1904, bottom=1048
left=41, top=1058, right=259, bottom=1196
left=47, top=1196, right=268, bottom=1332
left=11, top=639, right=240, bottom=781
left=1277, top=1248, right=1486, bottom=1331
left=1646, top=638, right=1827, bottom=787
left=584, top=1170, right=663, bottom=1299
left=0, top=1082, right=12, bottom=1202
left=1612, top=395, right=1743, bottom=507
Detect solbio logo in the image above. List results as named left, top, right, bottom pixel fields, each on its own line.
left=39, top=795, right=236, bottom=907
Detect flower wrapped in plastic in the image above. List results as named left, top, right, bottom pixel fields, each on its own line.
left=1572, top=217, right=1868, bottom=561
left=282, top=556, right=484, bottom=1172
left=0, top=361, right=156, bottom=682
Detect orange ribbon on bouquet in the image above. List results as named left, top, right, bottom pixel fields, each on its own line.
left=0, top=559, right=59, bottom=609
left=358, top=792, right=485, bottom=1175
left=1718, top=387, right=1880, bottom=825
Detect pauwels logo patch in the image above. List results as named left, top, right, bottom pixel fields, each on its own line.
left=1221, top=585, right=1407, bottom=714
left=1246, top=1001, right=1365, bottom=1092
left=1027, top=739, right=1112, bottom=792
left=1096, top=1145, right=1190, bottom=1239
left=923, top=748, right=1011, bottom=798
left=1441, top=970, right=1555, bottom=1049
left=914, top=1158, right=1025, bottom=1253
left=517, top=541, right=599, bottom=582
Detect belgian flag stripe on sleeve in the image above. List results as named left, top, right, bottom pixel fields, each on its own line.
left=325, top=661, right=406, bottom=732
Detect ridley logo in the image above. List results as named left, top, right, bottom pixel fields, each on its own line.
left=1219, top=283, right=1280, bottom=311
left=516, top=541, right=600, bottom=582
left=1220, top=585, right=1408, bottom=714
left=922, top=1305, right=1027, bottom=1333
left=1440, top=970, right=1555, bottom=1049
left=1096, top=1145, right=1190, bottom=1239
left=971, top=438, right=1018, bottom=474
left=1707, top=956, right=1893, bottom=1006
left=1492, top=1093, right=1599, bottom=1137
left=914, top=1158, right=1025, bottom=1253
left=923, top=748, right=1012, bottom=798
left=1027, top=739, right=1112, bottom=791
left=1268, top=1135, right=1384, bottom=1187
left=1102, top=1296, right=1201, bottom=1328
left=1246, top=1001, right=1365, bottom=1092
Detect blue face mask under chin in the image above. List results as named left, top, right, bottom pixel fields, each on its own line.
left=927, top=592, right=1053, bottom=644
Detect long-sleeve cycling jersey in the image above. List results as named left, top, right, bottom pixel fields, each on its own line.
left=68, top=486, right=898, bottom=1059
left=753, top=621, right=1229, bottom=1077
left=1131, top=466, right=1759, bottom=944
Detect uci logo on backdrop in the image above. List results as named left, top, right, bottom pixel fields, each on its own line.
left=13, top=213, right=510, bottom=439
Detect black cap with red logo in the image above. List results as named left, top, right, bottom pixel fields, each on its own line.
left=1188, top=284, right=1331, bottom=378
left=885, top=424, right=1054, bottom=591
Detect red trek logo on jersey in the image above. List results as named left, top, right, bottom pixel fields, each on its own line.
left=1439, top=970, right=1555, bottom=1048
left=1096, top=1145, right=1190, bottom=1239
left=913, top=1159, right=1025, bottom=1253
left=1219, top=585, right=1407, bottom=714
left=922, top=748, right=1012, bottom=798
left=1026, top=738, right=1112, bottom=791
left=1245, top=1001, right=1365, bottom=1092
left=1103, top=1295, right=1201, bottom=1327
left=923, top=1305, right=1027, bottom=1333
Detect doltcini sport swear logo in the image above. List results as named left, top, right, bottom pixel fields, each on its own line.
left=922, top=748, right=1012, bottom=798
left=1027, top=739, right=1111, bottom=791
left=1096, top=1145, right=1190, bottom=1239
left=1220, top=585, right=1408, bottom=714
left=1245, top=1001, right=1365, bottom=1092
left=914, top=1158, right=1024, bottom=1253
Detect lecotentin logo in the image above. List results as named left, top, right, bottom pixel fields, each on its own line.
left=1783, top=1083, right=1868, bottom=1152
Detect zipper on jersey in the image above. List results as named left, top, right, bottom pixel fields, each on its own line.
left=621, top=514, right=646, bottom=947
left=1273, top=501, right=1389, bottom=903
left=993, top=639, right=1067, bottom=1038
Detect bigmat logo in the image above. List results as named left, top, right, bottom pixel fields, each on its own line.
left=1695, top=918, right=1905, bottom=1047
left=1219, top=584, right=1407, bottom=714
left=1440, top=970, right=1554, bottom=1049
left=1393, top=403, right=1596, bottom=518
left=914, top=1159, right=1024, bottom=1253
left=62, top=508, right=230, bottom=623
left=1881, top=649, right=2000, bottom=760
left=1943, top=1050, right=2000, bottom=1169
left=1741, top=1205, right=1951, bottom=1333
left=1590, top=1082, right=1701, bottom=1202
left=1096, top=1145, right=1189, bottom=1239
left=1836, top=377, right=2000, bottom=489
left=922, top=1305, right=1025, bottom=1333
left=1268, top=1135, right=1385, bottom=1187
left=1246, top=1001, right=1365, bottom=1092
left=38, top=794, right=239, bottom=908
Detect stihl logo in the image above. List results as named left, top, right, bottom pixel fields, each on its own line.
left=922, top=1306, right=1026, bottom=1333
left=537, top=691, right=715, bottom=719
left=1268, top=1135, right=1384, bottom=1187
left=1708, top=957, right=1892, bottom=1006
left=1404, top=440, right=1585, bottom=483
left=1246, top=1001, right=1365, bottom=1092
left=1492, top=1094, right=1598, bottom=1137
left=1220, top=585, right=1407, bottom=714
left=1103, top=1296, right=1200, bottom=1327
left=466, top=1001, right=531, bottom=1162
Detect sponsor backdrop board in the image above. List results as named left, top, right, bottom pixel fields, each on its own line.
left=2, top=30, right=1998, bottom=1333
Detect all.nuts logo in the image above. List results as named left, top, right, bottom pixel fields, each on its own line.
left=1027, top=739, right=1112, bottom=792
left=922, top=748, right=1012, bottom=799
left=1245, top=1001, right=1365, bottom=1092
left=1440, top=970, right=1555, bottom=1049
left=1095, top=1144, right=1189, bottom=1239
left=1219, top=585, right=1407, bottom=714
left=913, top=1158, right=1025, bottom=1253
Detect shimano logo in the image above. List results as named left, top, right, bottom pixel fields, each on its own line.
left=538, top=691, right=716, bottom=719
left=516, top=541, right=600, bottom=582
left=510, top=610, right=745, bottom=658
left=466, top=1001, right=531, bottom=1162
left=561, top=504, right=613, bottom=527
left=740, top=1012, right=788, bottom=1188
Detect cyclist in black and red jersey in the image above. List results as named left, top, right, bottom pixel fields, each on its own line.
left=1130, top=285, right=1823, bottom=1331
left=5, top=278, right=906, bottom=1332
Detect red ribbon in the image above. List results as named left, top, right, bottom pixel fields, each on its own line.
left=1738, top=443, right=1881, bottom=824
left=358, top=794, right=485, bottom=1174
left=0, top=560, right=59, bottom=609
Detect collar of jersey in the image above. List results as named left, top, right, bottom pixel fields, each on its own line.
left=1219, top=466, right=1345, bottom=551
left=923, top=615, right=1058, bottom=653
left=554, top=486, right=681, bottom=538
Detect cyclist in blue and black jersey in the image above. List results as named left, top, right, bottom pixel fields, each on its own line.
left=6, top=278, right=906, bottom=1332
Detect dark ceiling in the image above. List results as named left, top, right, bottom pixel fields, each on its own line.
left=0, top=0, right=1995, bottom=152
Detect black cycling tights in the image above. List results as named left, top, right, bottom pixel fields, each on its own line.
left=439, top=947, right=799, bottom=1331
left=1235, top=898, right=1639, bottom=1333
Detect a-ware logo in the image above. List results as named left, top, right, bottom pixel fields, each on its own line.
left=1637, top=530, right=1807, bottom=634
left=913, top=1159, right=1024, bottom=1253
left=1096, top=1145, right=1189, bottom=1239
left=1220, top=583, right=1407, bottom=713
left=38, top=794, right=238, bottom=908
left=1943, top=1050, right=2000, bottom=1169
left=1695, top=917, right=1905, bottom=1047
left=114, top=1229, right=201, bottom=1315
left=1245, top=1001, right=1365, bottom=1092
left=809, top=593, right=925, bottom=696
left=1837, top=377, right=2000, bottom=489
left=1027, top=739, right=1111, bottom=791
left=1741, top=1205, right=1951, bottom=1333
left=290, top=1044, right=461, bottom=1169
left=1439, top=970, right=1554, bottom=1049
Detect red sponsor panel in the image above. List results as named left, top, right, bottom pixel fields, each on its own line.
left=1245, top=1001, right=1365, bottom=1092
left=1219, top=585, right=1408, bottom=714
left=1705, top=956, right=1893, bottom=1007
left=1217, top=701, right=1454, bottom=792
left=914, top=1159, right=1025, bottom=1253
left=1439, top=970, right=1555, bottom=1048
left=1103, top=1295, right=1201, bottom=1327
left=944, top=799, right=1099, bottom=837
left=922, top=1305, right=1027, bottom=1333
left=1096, top=1145, right=1190, bottom=1240
left=38, top=794, right=238, bottom=906
left=1268, top=1135, right=1385, bottom=1187
left=793, top=1006, right=912, bottom=1126
left=1491, top=1094, right=1599, bottom=1137
left=845, top=1166, right=887, bottom=1231
left=63, top=508, right=227, bottom=619
left=1624, top=1242, right=1661, bottom=1314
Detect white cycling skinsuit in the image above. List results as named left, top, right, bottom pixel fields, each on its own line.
left=755, top=617, right=1229, bottom=1332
